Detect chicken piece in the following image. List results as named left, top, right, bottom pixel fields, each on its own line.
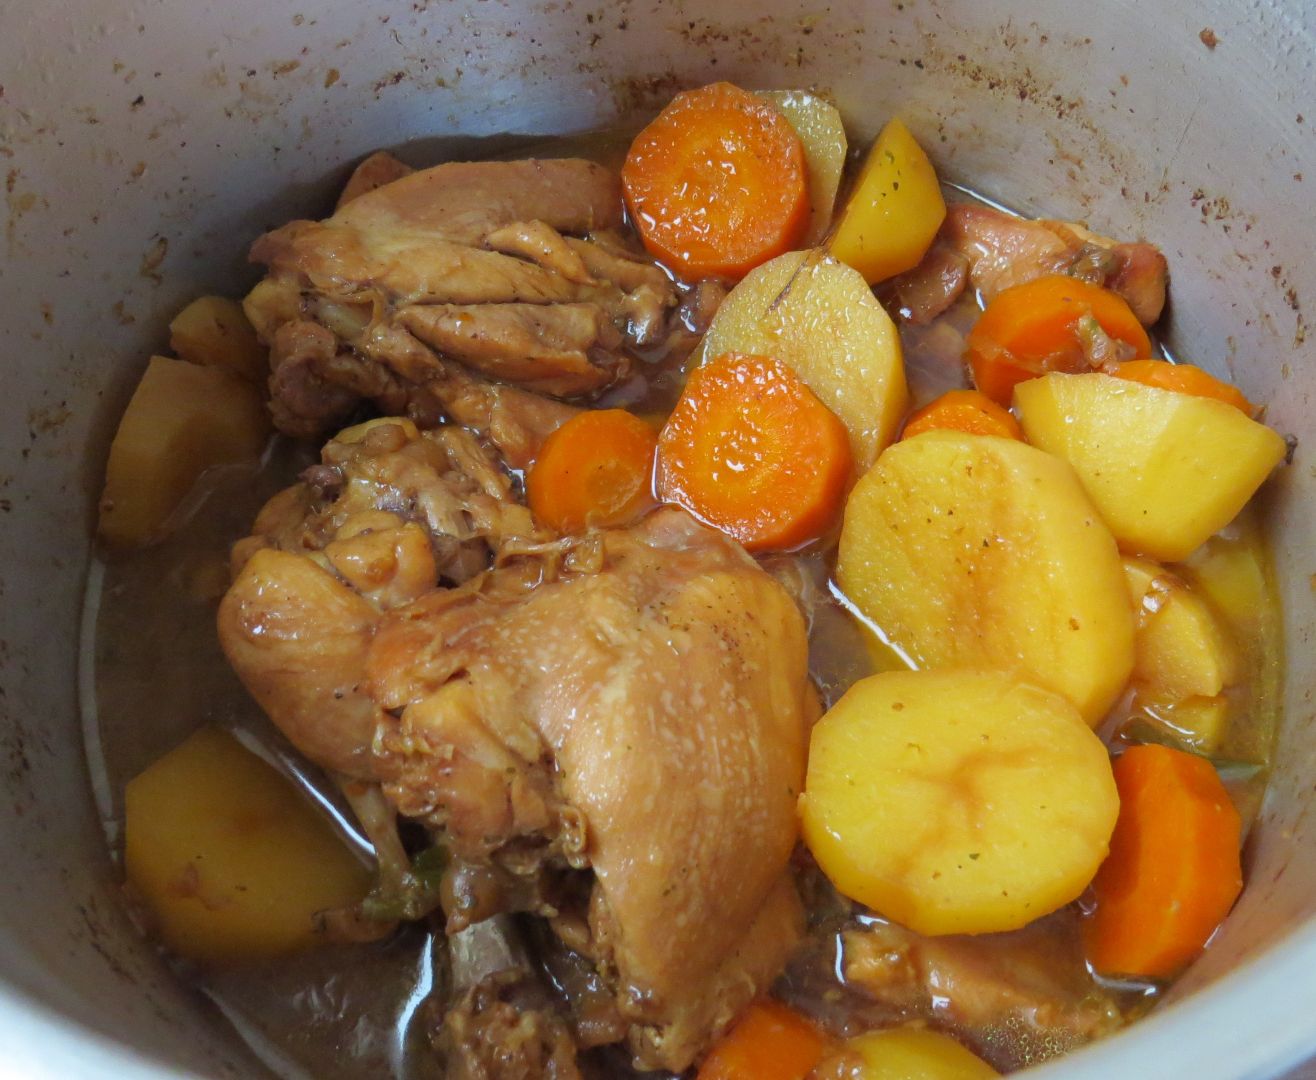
left=218, top=409, right=813, bottom=1070
left=842, top=916, right=1122, bottom=1051
left=216, top=548, right=388, bottom=780
left=365, top=509, right=811, bottom=1071
left=1105, top=240, right=1169, bottom=325
left=486, top=220, right=596, bottom=284
left=332, top=158, right=623, bottom=247
left=336, top=150, right=415, bottom=210
left=232, top=419, right=550, bottom=589
left=944, top=205, right=1081, bottom=299
left=246, top=157, right=680, bottom=442
left=220, top=432, right=812, bottom=1070
left=219, top=418, right=554, bottom=776
left=890, top=204, right=1168, bottom=326
left=440, top=917, right=584, bottom=1080
left=885, top=243, right=970, bottom=325
left=398, top=302, right=622, bottom=396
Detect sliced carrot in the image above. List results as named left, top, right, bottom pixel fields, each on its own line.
left=1085, top=743, right=1243, bottom=979
left=965, top=275, right=1153, bottom=404
left=526, top=409, right=657, bottom=533
left=1112, top=359, right=1255, bottom=415
left=696, top=1000, right=829, bottom=1080
left=657, top=353, right=853, bottom=552
left=621, top=82, right=810, bottom=281
left=901, top=389, right=1023, bottom=441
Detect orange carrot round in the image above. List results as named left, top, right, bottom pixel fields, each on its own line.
left=901, top=388, right=1023, bottom=441
left=657, top=353, right=853, bottom=552
left=526, top=409, right=657, bottom=533
left=1112, top=359, right=1255, bottom=415
left=622, top=82, right=810, bottom=281
left=966, top=275, right=1153, bottom=404
left=697, top=1000, right=828, bottom=1080
left=1085, top=743, right=1243, bottom=979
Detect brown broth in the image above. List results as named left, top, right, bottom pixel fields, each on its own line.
left=81, top=133, right=1283, bottom=1078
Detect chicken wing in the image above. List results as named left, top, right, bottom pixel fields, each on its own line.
left=244, top=158, right=679, bottom=442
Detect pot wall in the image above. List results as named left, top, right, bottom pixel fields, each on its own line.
left=1, top=1, right=1313, bottom=1076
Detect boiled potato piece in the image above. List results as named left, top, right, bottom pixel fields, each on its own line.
left=169, top=295, right=267, bottom=383
left=800, top=670, right=1119, bottom=936
left=1123, top=557, right=1241, bottom=754
left=697, top=250, right=907, bottom=470
left=760, top=90, right=847, bottom=245
left=1015, top=372, right=1287, bottom=561
left=125, top=726, right=370, bottom=965
left=1124, top=557, right=1241, bottom=699
left=98, top=356, right=270, bottom=549
left=837, top=432, right=1134, bottom=723
left=1138, top=697, right=1232, bottom=755
left=829, top=117, right=947, bottom=284
left=1182, top=507, right=1280, bottom=651
left=845, top=1028, right=999, bottom=1079
left=1181, top=510, right=1281, bottom=764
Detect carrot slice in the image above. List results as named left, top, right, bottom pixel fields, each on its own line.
left=1112, top=359, right=1255, bottom=415
left=657, top=353, right=853, bottom=552
left=696, top=1000, right=828, bottom=1080
left=901, top=389, right=1023, bottom=441
left=526, top=409, right=657, bottom=533
left=965, top=275, right=1153, bottom=404
left=621, top=82, right=810, bottom=281
left=1085, top=743, right=1243, bottom=979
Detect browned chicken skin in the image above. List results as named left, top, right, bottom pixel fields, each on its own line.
left=840, top=916, right=1122, bottom=1064
left=217, top=418, right=813, bottom=1073
left=243, top=157, right=679, bottom=442
left=890, top=203, right=1168, bottom=327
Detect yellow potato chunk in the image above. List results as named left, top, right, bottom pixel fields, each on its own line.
left=125, top=726, right=370, bottom=966
left=846, top=1028, right=1000, bottom=1079
left=837, top=432, right=1134, bottom=724
left=1124, top=557, right=1241, bottom=699
left=829, top=117, right=947, bottom=284
left=97, top=356, right=270, bottom=549
left=1182, top=507, right=1278, bottom=646
left=1123, top=558, right=1241, bottom=753
left=760, top=90, right=848, bottom=245
left=169, top=295, right=267, bottom=383
left=800, top=670, right=1119, bottom=936
left=1015, top=372, right=1287, bottom=562
left=1181, top=508, right=1281, bottom=764
left=1138, top=697, right=1232, bottom=755
left=698, top=250, right=908, bottom=471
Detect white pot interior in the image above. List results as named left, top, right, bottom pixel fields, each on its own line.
left=1, top=0, right=1314, bottom=1076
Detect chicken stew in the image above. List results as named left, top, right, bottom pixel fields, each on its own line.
left=89, top=84, right=1287, bottom=1079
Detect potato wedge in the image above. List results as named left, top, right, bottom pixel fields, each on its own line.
left=844, top=1028, right=999, bottom=1079
left=1124, top=557, right=1241, bottom=700
left=125, top=726, right=370, bottom=965
left=697, top=250, right=907, bottom=471
left=800, top=670, right=1119, bottom=936
left=169, top=295, right=267, bottom=383
left=829, top=117, right=947, bottom=284
left=837, top=432, right=1134, bottom=723
left=1182, top=507, right=1281, bottom=659
left=1123, top=557, right=1241, bottom=753
left=97, top=356, right=270, bottom=549
left=1015, top=372, right=1287, bottom=561
left=760, top=90, right=847, bottom=245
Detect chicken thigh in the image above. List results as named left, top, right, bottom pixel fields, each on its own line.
left=217, top=420, right=813, bottom=1072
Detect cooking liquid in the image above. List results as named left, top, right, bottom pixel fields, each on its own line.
left=81, top=134, right=1282, bottom=1077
